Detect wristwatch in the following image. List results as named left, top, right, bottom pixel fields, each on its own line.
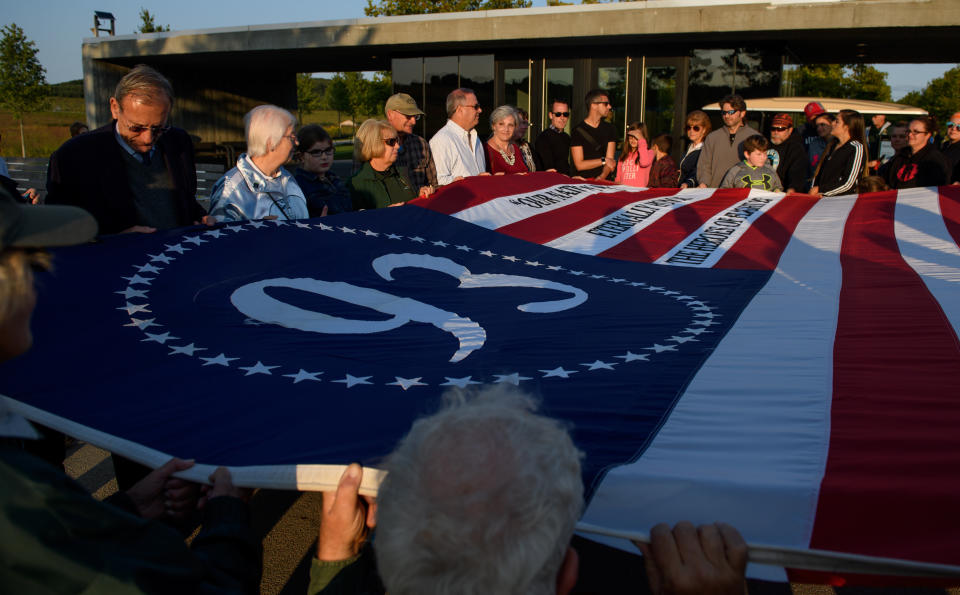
left=601, top=156, right=606, bottom=167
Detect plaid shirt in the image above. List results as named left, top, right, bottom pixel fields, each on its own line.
left=397, top=133, right=438, bottom=190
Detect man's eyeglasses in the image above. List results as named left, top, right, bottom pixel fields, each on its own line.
left=592, top=101, right=611, bottom=107
left=123, top=122, right=170, bottom=137
left=383, top=137, right=400, bottom=147
left=462, top=104, right=481, bottom=111
left=285, top=134, right=298, bottom=145
left=721, top=109, right=739, bottom=116
left=770, top=126, right=791, bottom=132
left=304, top=147, right=334, bottom=157
left=553, top=111, right=570, bottom=117
left=685, top=125, right=701, bottom=132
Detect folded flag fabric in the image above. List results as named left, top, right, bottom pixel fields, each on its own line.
left=3, top=172, right=959, bottom=584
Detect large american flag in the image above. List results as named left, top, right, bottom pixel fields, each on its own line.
left=3, top=172, right=959, bottom=583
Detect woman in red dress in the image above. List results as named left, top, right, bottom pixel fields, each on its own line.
left=484, top=105, right=529, bottom=175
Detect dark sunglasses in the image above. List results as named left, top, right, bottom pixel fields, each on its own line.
left=721, top=109, right=739, bottom=116
left=304, top=147, right=334, bottom=157
left=685, top=125, right=701, bottom=132
left=383, top=137, right=399, bottom=147
left=553, top=111, right=570, bottom=117
left=770, top=126, right=791, bottom=132
left=592, top=101, right=611, bottom=106
left=403, top=113, right=422, bottom=121
left=947, top=122, right=960, bottom=129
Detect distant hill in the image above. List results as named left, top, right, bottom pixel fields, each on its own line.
left=48, top=79, right=83, bottom=98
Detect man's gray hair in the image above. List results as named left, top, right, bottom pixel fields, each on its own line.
left=489, top=105, right=518, bottom=129
left=244, top=105, right=296, bottom=158
left=375, top=386, right=584, bottom=595
left=446, top=88, right=476, bottom=119
left=113, top=64, right=174, bottom=108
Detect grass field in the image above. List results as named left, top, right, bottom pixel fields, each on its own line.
left=0, top=100, right=366, bottom=159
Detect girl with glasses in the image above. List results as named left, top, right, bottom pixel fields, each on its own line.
left=294, top=124, right=352, bottom=217
left=614, top=122, right=654, bottom=187
left=880, top=115, right=951, bottom=189
left=678, top=110, right=712, bottom=189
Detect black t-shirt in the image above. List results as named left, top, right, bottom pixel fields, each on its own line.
left=570, top=120, right=617, bottom=178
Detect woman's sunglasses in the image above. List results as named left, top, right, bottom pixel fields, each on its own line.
left=685, top=125, right=701, bottom=132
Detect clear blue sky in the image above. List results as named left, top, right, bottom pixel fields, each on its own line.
left=4, top=0, right=952, bottom=100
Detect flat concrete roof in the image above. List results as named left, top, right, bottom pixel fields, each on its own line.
left=82, top=0, right=960, bottom=70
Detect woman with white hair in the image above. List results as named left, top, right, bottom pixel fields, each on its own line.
left=484, top=105, right=529, bottom=175
left=208, top=105, right=308, bottom=222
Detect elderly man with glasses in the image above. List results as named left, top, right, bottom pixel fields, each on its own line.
left=429, top=88, right=488, bottom=185
left=47, top=64, right=211, bottom=235
left=384, top=93, right=438, bottom=193
left=535, top=99, right=573, bottom=175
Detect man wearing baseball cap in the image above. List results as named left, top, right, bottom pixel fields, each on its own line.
left=384, top=93, right=438, bottom=193
left=766, top=113, right=809, bottom=193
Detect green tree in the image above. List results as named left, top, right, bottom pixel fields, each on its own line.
left=365, top=0, right=530, bottom=17
left=897, top=66, right=960, bottom=132
left=324, top=74, right=352, bottom=136
left=137, top=8, right=170, bottom=33
left=296, top=73, right=323, bottom=121
left=785, top=63, right=891, bottom=103
left=0, top=23, right=48, bottom=157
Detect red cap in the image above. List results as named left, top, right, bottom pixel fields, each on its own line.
left=804, top=101, right=826, bottom=120
left=772, top=113, right=793, bottom=128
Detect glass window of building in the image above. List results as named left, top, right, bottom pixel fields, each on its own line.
left=424, top=56, right=459, bottom=138
left=597, top=63, right=627, bottom=141
left=460, top=55, right=495, bottom=139
left=643, top=65, right=677, bottom=139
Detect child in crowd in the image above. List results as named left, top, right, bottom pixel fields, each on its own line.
left=614, top=122, right=654, bottom=187
left=720, top=134, right=783, bottom=191
left=648, top=134, right=679, bottom=188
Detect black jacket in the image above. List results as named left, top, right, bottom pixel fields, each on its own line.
left=882, top=144, right=951, bottom=189
left=769, top=128, right=809, bottom=192
left=46, top=121, right=205, bottom=234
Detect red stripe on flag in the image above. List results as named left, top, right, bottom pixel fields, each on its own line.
left=410, top=171, right=577, bottom=215
left=495, top=188, right=681, bottom=244
left=596, top=188, right=749, bottom=262
left=939, top=185, right=960, bottom=250
left=806, top=191, right=960, bottom=577
left=714, top=194, right=821, bottom=270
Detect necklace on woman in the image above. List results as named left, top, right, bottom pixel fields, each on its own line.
left=493, top=142, right=515, bottom=166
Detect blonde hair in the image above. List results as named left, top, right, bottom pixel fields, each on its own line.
left=0, top=249, right=50, bottom=323
left=354, top=119, right=398, bottom=162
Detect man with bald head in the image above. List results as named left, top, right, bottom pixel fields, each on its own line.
left=47, top=64, right=209, bottom=235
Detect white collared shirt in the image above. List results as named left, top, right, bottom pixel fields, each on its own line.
left=429, top=119, right=486, bottom=185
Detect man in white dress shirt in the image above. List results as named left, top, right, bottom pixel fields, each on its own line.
left=429, top=88, right=488, bottom=185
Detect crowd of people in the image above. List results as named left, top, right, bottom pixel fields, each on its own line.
left=5, top=62, right=960, bottom=593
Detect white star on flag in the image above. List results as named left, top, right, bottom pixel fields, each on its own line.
left=164, top=243, right=190, bottom=254
left=124, top=318, right=159, bottom=329
left=581, top=360, right=617, bottom=370
left=339, top=226, right=356, bottom=234
left=431, top=240, right=449, bottom=247
left=135, top=263, right=162, bottom=274
left=283, top=369, right=324, bottom=383
left=168, top=343, right=207, bottom=356
left=668, top=335, right=698, bottom=344
left=609, top=278, right=626, bottom=283
left=493, top=372, right=532, bottom=385
left=455, top=245, right=472, bottom=251
left=388, top=377, right=427, bottom=390
left=200, top=353, right=240, bottom=367
left=439, top=376, right=482, bottom=388
left=294, top=222, right=312, bottom=229
left=589, top=274, right=606, bottom=279
left=479, top=250, right=495, bottom=257
left=501, top=255, right=519, bottom=262
left=385, top=233, right=402, bottom=240
left=647, top=286, right=665, bottom=292
left=683, top=327, right=711, bottom=335
left=333, top=374, right=373, bottom=388
left=239, top=361, right=279, bottom=375
left=409, top=236, right=425, bottom=243
left=247, top=221, right=267, bottom=229
left=644, top=344, right=678, bottom=353
left=362, top=229, right=379, bottom=236
left=141, top=332, right=179, bottom=344
left=629, top=281, right=647, bottom=287
left=115, top=287, right=148, bottom=300
left=203, top=229, right=225, bottom=238
left=615, top=351, right=650, bottom=362
left=122, top=274, right=154, bottom=285
left=148, top=253, right=174, bottom=264
left=181, top=235, right=207, bottom=245
left=315, top=222, right=334, bottom=231
left=117, top=302, right=151, bottom=315
left=547, top=265, right=564, bottom=271
left=568, top=270, right=585, bottom=276
left=525, top=261, right=543, bottom=267
left=540, top=366, right=578, bottom=378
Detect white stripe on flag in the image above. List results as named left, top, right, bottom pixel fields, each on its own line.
left=653, top=190, right=787, bottom=268
left=894, top=187, right=960, bottom=341
left=580, top=195, right=857, bottom=582
left=544, top=188, right=716, bottom=255
left=452, top=183, right=638, bottom=229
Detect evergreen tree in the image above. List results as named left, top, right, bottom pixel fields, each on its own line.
left=137, top=8, right=170, bottom=33
left=0, top=23, right=48, bottom=157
